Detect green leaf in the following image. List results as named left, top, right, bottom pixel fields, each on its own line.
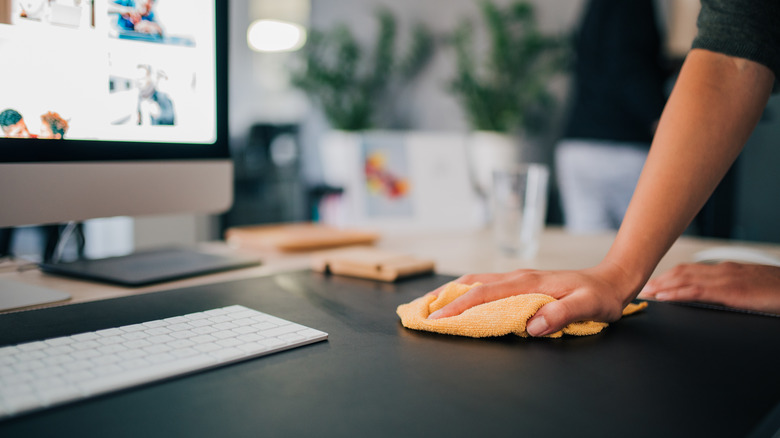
left=291, top=10, right=435, bottom=131
left=447, top=0, right=569, bottom=133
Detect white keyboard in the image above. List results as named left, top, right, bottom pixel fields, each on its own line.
left=0, top=305, right=327, bottom=420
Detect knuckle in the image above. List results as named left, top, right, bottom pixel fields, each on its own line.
left=671, top=264, right=691, bottom=275
left=688, top=285, right=704, bottom=300
left=516, top=271, right=542, bottom=285
left=457, top=274, right=479, bottom=285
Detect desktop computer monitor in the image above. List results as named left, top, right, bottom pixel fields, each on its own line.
left=0, top=0, right=241, bottom=310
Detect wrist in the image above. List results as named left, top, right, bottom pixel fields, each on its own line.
left=589, top=257, right=649, bottom=306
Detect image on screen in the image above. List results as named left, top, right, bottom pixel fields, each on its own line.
left=0, top=0, right=217, bottom=144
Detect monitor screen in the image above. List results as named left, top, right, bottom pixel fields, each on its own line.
left=1, top=0, right=217, bottom=144
left=0, top=0, right=232, bottom=228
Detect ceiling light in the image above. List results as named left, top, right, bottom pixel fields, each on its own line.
left=247, top=19, right=307, bottom=53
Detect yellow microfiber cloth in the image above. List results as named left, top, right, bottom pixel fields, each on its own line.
left=396, top=282, right=648, bottom=338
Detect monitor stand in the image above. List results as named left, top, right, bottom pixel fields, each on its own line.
left=38, top=246, right=262, bottom=287
left=0, top=279, right=71, bottom=312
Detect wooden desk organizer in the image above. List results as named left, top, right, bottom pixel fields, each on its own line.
left=312, top=247, right=435, bottom=282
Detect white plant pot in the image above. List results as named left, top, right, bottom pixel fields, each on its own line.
left=319, top=130, right=363, bottom=188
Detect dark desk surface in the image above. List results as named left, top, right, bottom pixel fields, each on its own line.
left=1, top=270, right=778, bottom=438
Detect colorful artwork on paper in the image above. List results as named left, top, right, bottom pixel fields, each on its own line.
left=362, top=136, right=413, bottom=218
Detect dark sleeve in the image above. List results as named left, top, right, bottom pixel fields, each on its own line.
left=692, top=0, right=780, bottom=79
left=610, top=0, right=668, bottom=133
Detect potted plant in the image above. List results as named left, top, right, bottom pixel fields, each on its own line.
left=291, top=9, right=434, bottom=132
left=448, top=0, right=568, bottom=198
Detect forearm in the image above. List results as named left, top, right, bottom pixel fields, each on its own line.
left=602, top=49, right=774, bottom=300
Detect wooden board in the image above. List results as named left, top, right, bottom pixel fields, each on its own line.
left=225, top=223, right=380, bottom=252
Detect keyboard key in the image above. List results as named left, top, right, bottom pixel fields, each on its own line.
left=120, top=324, right=147, bottom=333
left=183, top=312, right=209, bottom=321
left=278, top=333, right=306, bottom=343
left=190, top=335, right=218, bottom=344
left=142, top=320, right=168, bottom=328
left=95, top=328, right=124, bottom=337
left=144, top=327, right=172, bottom=336
left=163, top=316, right=189, bottom=324
left=0, top=346, right=20, bottom=357
left=18, top=342, right=47, bottom=352
left=208, top=348, right=244, bottom=361
left=44, top=337, right=74, bottom=347
left=263, top=325, right=305, bottom=338
left=121, top=332, right=149, bottom=341
left=193, top=342, right=221, bottom=353
left=70, top=333, right=99, bottom=342
left=216, top=338, right=242, bottom=348
left=235, top=342, right=271, bottom=355
left=298, top=329, right=328, bottom=340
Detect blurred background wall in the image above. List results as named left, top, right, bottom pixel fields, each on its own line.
left=225, top=0, right=779, bottom=242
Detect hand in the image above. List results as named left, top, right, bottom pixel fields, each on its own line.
left=121, top=11, right=142, bottom=24
left=426, top=262, right=638, bottom=337
left=134, top=20, right=162, bottom=35
left=639, top=262, right=780, bottom=315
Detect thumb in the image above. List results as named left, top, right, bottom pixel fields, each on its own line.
left=526, top=297, right=592, bottom=337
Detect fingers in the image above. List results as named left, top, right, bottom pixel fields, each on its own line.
left=638, top=262, right=738, bottom=307
left=639, top=264, right=698, bottom=298
left=424, top=272, right=522, bottom=298
left=646, top=285, right=713, bottom=304
left=427, top=276, right=532, bottom=319
left=427, top=283, right=495, bottom=319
